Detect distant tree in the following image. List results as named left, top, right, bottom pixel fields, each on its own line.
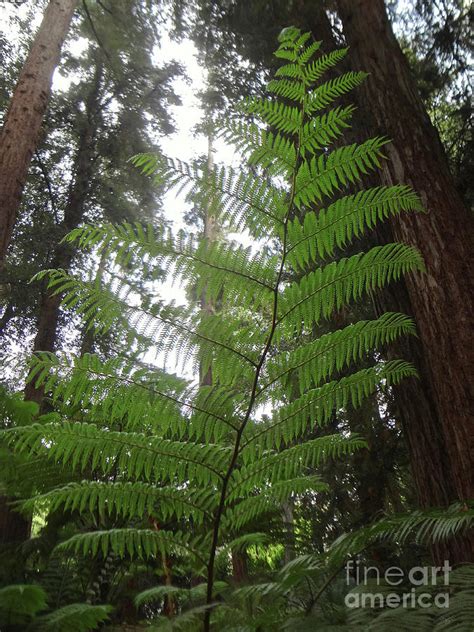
left=0, top=0, right=180, bottom=557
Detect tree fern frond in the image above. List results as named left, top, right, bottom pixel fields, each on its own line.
left=287, top=185, right=423, bottom=267
left=7, top=422, right=228, bottom=485
left=241, top=97, right=301, bottom=135
left=300, top=105, right=355, bottom=156
left=247, top=361, right=416, bottom=449
left=135, top=581, right=228, bottom=608
left=21, top=481, right=216, bottom=524
left=274, top=61, right=303, bottom=78
left=67, top=221, right=278, bottom=294
left=34, top=603, right=113, bottom=632
left=26, top=352, right=235, bottom=436
left=57, top=528, right=207, bottom=565
left=145, top=604, right=217, bottom=631
left=278, top=244, right=424, bottom=334
left=294, top=137, right=389, bottom=209
left=266, top=77, right=306, bottom=103
left=265, top=313, right=416, bottom=395
left=35, top=269, right=260, bottom=370
left=303, top=47, right=349, bottom=85
left=297, top=39, right=323, bottom=65
left=328, top=502, right=474, bottom=565
left=209, top=163, right=286, bottom=227
left=222, top=476, right=328, bottom=531
left=307, top=71, right=369, bottom=113
left=233, top=435, right=367, bottom=495
left=221, top=120, right=297, bottom=177
left=0, top=584, right=47, bottom=625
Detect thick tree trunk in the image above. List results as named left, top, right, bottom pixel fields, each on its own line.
left=282, top=0, right=473, bottom=562
left=332, top=0, right=474, bottom=563
left=0, top=0, right=78, bottom=267
left=336, top=0, right=474, bottom=506
left=292, top=0, right=453, bottom=491
left=0, top=495, right=29, bottom=544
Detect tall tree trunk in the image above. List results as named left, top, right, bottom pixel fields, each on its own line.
left=25, top=60, right=103, bottom=404
left=0, top=0, right=78, bottom=267
left=282, top=0, right=473, bottom=563
left=336, top=0, right=474, bottom=517
left=199, top=134, right=217, bottom=387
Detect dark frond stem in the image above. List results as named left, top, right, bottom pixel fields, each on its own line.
left=108, top=295, right=259, bottom=368
left=203, top=102, right=305, bottom=632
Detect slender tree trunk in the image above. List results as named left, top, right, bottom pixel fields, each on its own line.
left=199, top=134, right=217, bottom=387
left=79, top=250, right=107, bottom=356
left=0, top=302, right=14, bottom=335
left=25, top=60, right=103, bottom=404
left=0, top=0, right=78, bottom=267
left=282, top=500, right=296, bottom=565
left=336, top=0, right=474, bottom=515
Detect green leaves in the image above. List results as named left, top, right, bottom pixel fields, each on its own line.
left=34, top=604, right=113, bottom=632
left=8, top=422, right=228, bottom=486
left=22, top=480, right=216, bottom=525
left=266, top=312, right=416, bottom=394
left=57, top=528, right=206, bottom=564
left=308, top=71, right=369, bottom=112
left=279, top=243, right=424, bottom=333
left=300, top=105, right=355, bottom=155
left=294, top=137, right=389, bottom=208
left=287, top=185, right=423, bottom=268
left=251, top=361, right=417, bottom=449
left=233, top=435, right=367, bottom=492
left=0, top=584, right=47, bottom=626
left=5, top=28, right=428, bottom=626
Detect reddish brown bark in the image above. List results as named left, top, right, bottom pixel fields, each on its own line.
left=333, top=0, right=474, bottom=562
left=0, top=0, right=78, bottom=267
left=276, top=1, right=473, bottom=561
left=336, top=0, right=474, bottom=502
left=0, top=54, right=102, bottom=549
left=231, top=549, right=249, bottom=583
left=0, top=495, right=30, bottom=544
left=286, top=0, right=458, bottom=514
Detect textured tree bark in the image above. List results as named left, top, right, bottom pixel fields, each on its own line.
left=199, top=134, right=217, bottom=387
left=333, top=0, right=474, bottom=562
left=0, top=495, right=30, bottom=544
left=276, top=0, right=473, bottom=562
left=336, top=0, right=474, bottom=500
left=286, top=0, right=456, bottom=510
left=0, top=0, right=78, bottom=267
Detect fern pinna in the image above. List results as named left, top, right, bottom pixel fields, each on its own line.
left=6, top=28, right=424, bottom=630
